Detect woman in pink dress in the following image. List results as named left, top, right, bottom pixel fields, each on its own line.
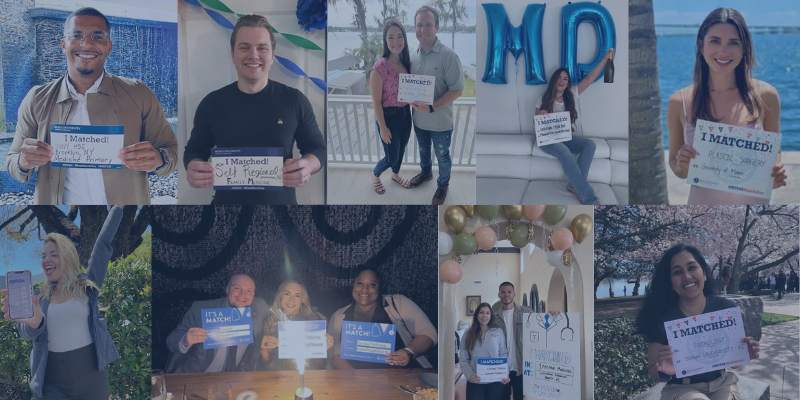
left=666, top=8, right=786, bottom=204
left=369, top=19, right=412, bottom=194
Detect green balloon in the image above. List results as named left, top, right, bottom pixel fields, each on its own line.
left=455, top=232, right=477, bottom=255
left=545, top=205, right=568, bottom=224
left=478, top=205, right=500, bottom=220
left=510, top=224, right=529, bottom=248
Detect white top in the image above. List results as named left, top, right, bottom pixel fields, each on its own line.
left=503, top=308, right=516, bottom=372
left=536, top=87, right=579, bottom=133
left=62, top=72, right=108, bottom=205
left=770, top=276, right=776, bottom=285
left=46, top=298, right=93, bottom=352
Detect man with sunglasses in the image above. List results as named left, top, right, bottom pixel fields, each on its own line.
left=4, top=7, right=177, bottom=205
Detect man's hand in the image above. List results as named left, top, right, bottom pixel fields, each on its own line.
left=187, top=159, right=214, bottom=188
left=182, top=327, right=208, bottom=347
left=410, top=102, right=431, bottom=113
left=283, top=158, right=314, bottom=187
left=119, top=141, right=161, bottom=171
left=18, top=139, right=53, bottom=171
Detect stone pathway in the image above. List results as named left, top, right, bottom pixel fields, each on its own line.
left=736, top=320, right=799, bottom=400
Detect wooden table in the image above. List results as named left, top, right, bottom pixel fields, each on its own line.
left=166, top=369, right=437, bottom=400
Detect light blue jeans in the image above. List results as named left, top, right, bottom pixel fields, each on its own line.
left=539, top=135, right=598, bottom=204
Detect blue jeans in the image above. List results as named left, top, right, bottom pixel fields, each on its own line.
left=415, top=126, right=452, bottom=189
left=539, top=135, right=598, bottom=204
left=373, top=105, right=412, bottom=177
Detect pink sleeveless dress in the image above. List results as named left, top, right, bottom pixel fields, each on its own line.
left=681, top=87, right=770, bottom=205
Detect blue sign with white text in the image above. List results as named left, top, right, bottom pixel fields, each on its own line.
left=340, top=321, right=396, bottom=364
left=201, top=307, right=253, bottom=350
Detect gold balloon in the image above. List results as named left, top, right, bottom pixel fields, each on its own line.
left=459, top=205, right=475, bottom=218
left=502, top=205, right=523, bottom=220
left=570, top=213, right=594, bottom=244
left=444, top=206, right=467, bottom=234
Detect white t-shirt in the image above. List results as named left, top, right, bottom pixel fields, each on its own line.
left=503, top=308, right=516, bottom=372
left=536, top=87, right=579, bottom=133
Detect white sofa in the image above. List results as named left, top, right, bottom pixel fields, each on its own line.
left=476, top=134, right=628, bottom=204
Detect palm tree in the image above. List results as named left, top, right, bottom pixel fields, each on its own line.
left=330, top=0, right=375, bottom=76
left=629, top=0, right=669, bottom=204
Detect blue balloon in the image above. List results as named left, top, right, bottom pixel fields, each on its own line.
left=482, top=3, right=547, bottom=85
left=560, top=1, right=616, bottom=84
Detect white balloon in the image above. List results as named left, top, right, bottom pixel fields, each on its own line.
left=439, top=232, right=454, bottom=255
left=546, top=249, right=565, bottom=267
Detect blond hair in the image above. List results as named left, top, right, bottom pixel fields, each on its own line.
left=39, top=233, right=99, bottom=303
left=271, top=280, right=316, bottom=320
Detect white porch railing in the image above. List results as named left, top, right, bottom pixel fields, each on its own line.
left=327, top=95, right=476, bottom=166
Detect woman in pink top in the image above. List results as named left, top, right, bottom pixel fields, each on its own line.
left=666, top=8, right=786, bottom=204
left=370, top=20, right=412, bottom=194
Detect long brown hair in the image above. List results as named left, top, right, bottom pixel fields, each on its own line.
left=271, top=280, right=317, bottom=321
left=690, top=8, right=765, bottom=125
left=382, top=19, right=411, bottom=73
left=463, top=303, right=496, bottom=351
left=539, top=68, right=578, bottom=124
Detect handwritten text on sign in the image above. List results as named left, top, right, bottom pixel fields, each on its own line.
left=688, top=119, right=780, bottom=200
left=211, top=147, right=283, bottom=191
left=523, top=312, right=580, bottom=400
left=278, top=320, right=328, bottom=359
left=398, top=73, right=435, bottom=104
left=340, top=321, right=396, bottom=364
left=201, top=307, right=253, bottom=350
left=50, top=124, right=124, bottom=169
left=664, top=307, right=750, bottom=378
left=477, top=358, right=508, bottom=383
left=534, top=112, right=572, bottom=146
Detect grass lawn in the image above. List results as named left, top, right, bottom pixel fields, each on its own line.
left=462, top=78, right=475, bottom=97
left=762, top=312, right=799, bottom=327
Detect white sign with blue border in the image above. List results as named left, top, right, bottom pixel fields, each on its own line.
left=477, top=358, right=509, bottom=383
left=340, top=321, right=396, bottom=364
left=201, top=307, right=253, bottom=350
left=211, top=147, right=283, bottom=190
left=278, top=320, right=327, bottom=359
left=50, top=124, right=124, bottom=169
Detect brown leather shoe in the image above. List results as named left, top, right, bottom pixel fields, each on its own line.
left=432, top=188, right=448, bottom=205
left=410, top=173, right=433, bottom=188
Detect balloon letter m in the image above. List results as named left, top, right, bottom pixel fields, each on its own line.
left=561, top=2, right=616, bottom=84
left=481, top=3, right=546, bottom=85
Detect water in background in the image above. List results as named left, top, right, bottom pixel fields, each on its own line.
left=658, top=34, right=800, bottom=150
left=596, top=278, right=651, bottom=299
left=328, top=31, right=477, bottom=68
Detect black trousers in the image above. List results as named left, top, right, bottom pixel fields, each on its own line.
left=466, top=381, right=505, bottom=400
left=500, top=370, right=523, bottom=400
left=34, top=344, right=111, bottom=400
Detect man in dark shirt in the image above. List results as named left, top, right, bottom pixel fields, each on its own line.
left=184, top=15, right=325, bottom=204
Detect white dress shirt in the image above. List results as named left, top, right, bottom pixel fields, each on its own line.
left=62, top=72, right=108, bottom=205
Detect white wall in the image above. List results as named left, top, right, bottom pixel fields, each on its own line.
left=177, top=0, right=326, bottom=204
left=476, top=0, right=628, bottom=138
left=440, top=205, right=595, bottom=400
left=36, top=0, right=177, bottom=22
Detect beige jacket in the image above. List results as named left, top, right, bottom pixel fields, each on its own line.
left=4, top=73, right=177, bottom=205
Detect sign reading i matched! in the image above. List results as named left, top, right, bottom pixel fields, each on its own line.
left=534, top=112, right=572, bottom=146
left=340, top=321, right=396, bottom=364
left=201, top=307, right=253, bottom=350
left=398, top=73, right=435, bottom=104
left=664, top=307, right=750, bottom=378
left=50, top=124, right=124, bottom=169
left=477, top=358, right=509, bottom=383
left=688, top=119, right=780, bottom=200
left=278, top=320, right=328, bottom=359
left=211, top=147, right=283, bottom=190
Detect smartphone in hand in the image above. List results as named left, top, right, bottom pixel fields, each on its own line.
left=6, top=270, right=34, bottom=320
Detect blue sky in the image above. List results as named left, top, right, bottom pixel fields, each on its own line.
left=0, top=206, right=75, bottom=279
left=654, top=0, right=799, bottom=26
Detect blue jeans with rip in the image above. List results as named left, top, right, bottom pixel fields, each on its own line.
left=539, top=135, right=598, bottom=204
left=415, top=126, right=452, bottom=189
left=373, top=105, right=412, bottom=177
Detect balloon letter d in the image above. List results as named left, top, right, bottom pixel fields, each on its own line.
left=561, top=2, right=616, bottom=84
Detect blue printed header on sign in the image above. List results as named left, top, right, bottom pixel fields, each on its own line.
left=340, top=321, right=396, bottom=364
left=211, top=147, right=283, bottom=157
left=201, top=307, right=253, bottom=350
left=51, top=124, right=124, bottom=134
